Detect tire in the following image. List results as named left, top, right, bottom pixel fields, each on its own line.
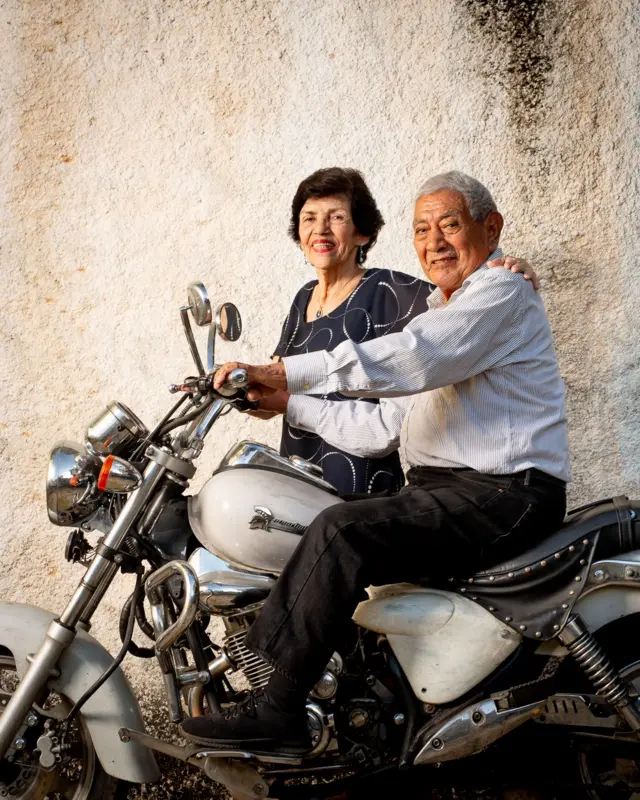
left=0, top=653, right=129, bottom=800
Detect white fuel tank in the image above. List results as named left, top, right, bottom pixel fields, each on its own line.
left=354, top=584, right=522, bottom=704
left=189, top=441, right=342, bottom=574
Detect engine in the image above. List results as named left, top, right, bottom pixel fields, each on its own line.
left=221, top=603, right=275, bottom=691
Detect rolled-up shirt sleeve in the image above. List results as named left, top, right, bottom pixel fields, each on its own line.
left=286, top=395, right=411, bottom=458
left=283, top=270, right=525, bottom=398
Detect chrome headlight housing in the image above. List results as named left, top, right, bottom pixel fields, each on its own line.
left=47, top=441, right=103, bottom=526
left=85, top=401, right=148, bottom=456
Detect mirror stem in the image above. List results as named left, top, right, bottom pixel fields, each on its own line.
left=180, top=307, right=205, bottom=376
left=207, top=323, right=216, bottom=373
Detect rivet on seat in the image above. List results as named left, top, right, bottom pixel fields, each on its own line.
left=553, top=624, right=560, bottom=630
left=562, top=604, right=568, bottom=609
left=489, top=576, right=495, bottom=582
left=541, top=560, right=547, bottom=567
left=506, top=616, right=512, bottom=622
left=583, top=539, right=589, bottom=545
left=535, top=631, right=542, bottom=637
left=468, top=578, right=474, bottom=583
left=525, top=567, right=531, bottom=573
left=579, top=559, right=586, bottom=565
left=489, top=606, right=495, bottom=612
left=460, top=588, right=466, bottom=593
left=508, top=572, right=514, bottom=578
left=519, top=625, right=527, bottom=631
left=569, top=545, right=575, bottom=552
left=569, top=590, right=575, bottom=596
left=555, top=553, right=561, bottom=559
left=472, top=596, right=477, bottom=600
left=575, top=576, right=581, bottom=582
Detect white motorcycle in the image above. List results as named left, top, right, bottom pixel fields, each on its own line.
left=1, top=283, right=640, bottom=799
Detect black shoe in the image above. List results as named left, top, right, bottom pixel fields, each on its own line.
left=180, top=692, right=311, bottom=755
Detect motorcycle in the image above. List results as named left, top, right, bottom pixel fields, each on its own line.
left=1, top=282, right=640, bottom=800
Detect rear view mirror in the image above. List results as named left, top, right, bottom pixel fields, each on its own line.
left=187, top=283, right=212, bottom=327
left=215, top=303, right=242, bottom=342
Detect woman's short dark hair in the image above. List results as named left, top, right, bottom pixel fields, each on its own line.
left=288, top=167, right=385, bottom=264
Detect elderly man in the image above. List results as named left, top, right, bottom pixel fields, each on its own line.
left=181, top=171, right=570, bottom=753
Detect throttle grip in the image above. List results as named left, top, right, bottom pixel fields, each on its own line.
left=216, top=367, right=249, bottom=397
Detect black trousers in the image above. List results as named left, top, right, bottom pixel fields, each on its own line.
left=245, top=467, right=567, bottom=687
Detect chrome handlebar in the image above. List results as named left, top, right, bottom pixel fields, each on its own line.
left=169, top=367, right=249, bottom=397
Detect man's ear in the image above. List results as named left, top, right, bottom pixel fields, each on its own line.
left=484, top=211, right=504, bottom=251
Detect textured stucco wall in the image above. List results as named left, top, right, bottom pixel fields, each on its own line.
left=1, top=0, right=639, bottom=796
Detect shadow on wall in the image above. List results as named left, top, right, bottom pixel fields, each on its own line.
left=463, top=0, right=555, bottom=142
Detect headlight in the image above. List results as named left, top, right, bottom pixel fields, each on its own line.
left=47, top=441, right=103, bottom=526
left=85, top=401, right=148, bottom=456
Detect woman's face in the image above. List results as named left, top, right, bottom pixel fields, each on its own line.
left=298, top=194, right=368, bottom=271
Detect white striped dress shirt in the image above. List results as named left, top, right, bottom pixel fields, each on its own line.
left=284, top=253, right=571, bottom=482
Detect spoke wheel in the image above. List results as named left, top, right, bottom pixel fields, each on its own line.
left=577, top=661, right=640, bottom=800
left=0, top=654, right=124, bottom=800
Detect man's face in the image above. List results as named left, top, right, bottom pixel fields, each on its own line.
left=413, top=189, right=503, bottom=299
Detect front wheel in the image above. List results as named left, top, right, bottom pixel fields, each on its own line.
left=0, top=653, right=128, bottom=800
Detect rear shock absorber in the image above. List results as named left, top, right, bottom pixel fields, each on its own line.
left=558, top=615, right=640, bottom=731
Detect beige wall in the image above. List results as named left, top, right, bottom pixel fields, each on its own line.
left=1, top=0, right=638, bottom=795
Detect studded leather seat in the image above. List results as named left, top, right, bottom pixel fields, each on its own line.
left=452, top=497, right=640, bottom=640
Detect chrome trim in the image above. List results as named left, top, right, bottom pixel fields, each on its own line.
left=583, top=552, right=640, bottom=595
left=188, top=548, right=275, bottom=613
left=47, top=441, right=103, bottom=526
left=180, top=306, right=205, bottom=376
left=85, top=401, right=148, bottom=457
left=218, top=440, right=336, bottom=493
left=145, top=561, right=199, bottom=652
left=187, top=282, right=212, bottom=327
left=413, top=697, right=543, bottom=765
left=100, top=456, right=142, bottom=493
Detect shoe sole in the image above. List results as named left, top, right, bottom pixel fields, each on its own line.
left=180, top=729, right=311, bottom=756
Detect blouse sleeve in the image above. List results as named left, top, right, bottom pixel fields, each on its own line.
left=369, top=271, right=432, bottom=338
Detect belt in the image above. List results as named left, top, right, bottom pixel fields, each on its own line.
left=513, top=468, right=566, bottom=489
left=447, top=466, right=566, bottom=489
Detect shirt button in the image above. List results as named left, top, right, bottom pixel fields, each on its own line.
left=303, top=383, right=310, bottom=390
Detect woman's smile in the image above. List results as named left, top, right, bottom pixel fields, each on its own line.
left=311, top=239, right=335, bottom=253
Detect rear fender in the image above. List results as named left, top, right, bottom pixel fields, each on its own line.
left=0, top=602, right=160, bottom=784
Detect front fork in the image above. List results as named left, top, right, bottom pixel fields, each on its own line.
left=0, top=458, right=167, bottom=758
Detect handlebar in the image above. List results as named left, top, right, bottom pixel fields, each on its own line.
left=169, top=368, right=249, bottom=397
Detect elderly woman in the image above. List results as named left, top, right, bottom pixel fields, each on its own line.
left=257, top=167, right=535, bottom=496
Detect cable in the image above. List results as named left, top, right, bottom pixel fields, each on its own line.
left=157, top=396, right=214, bottom=437
left=118, top=581, right=155, bottom=659
left=65, top=572, right=143, bottom=725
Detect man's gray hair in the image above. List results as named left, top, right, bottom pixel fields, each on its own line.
left=416, top=171, right=497, bottom=222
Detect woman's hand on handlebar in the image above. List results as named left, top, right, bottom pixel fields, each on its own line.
left=213, top=361, right=288, bottom=393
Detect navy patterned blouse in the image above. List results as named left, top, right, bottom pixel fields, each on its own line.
left=273, top=269, right=432, bottom=495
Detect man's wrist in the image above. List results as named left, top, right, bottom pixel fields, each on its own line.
left=282, top=352, right=328, bottom=394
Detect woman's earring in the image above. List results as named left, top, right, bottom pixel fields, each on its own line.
left=357, top=245, right=365, bottom=265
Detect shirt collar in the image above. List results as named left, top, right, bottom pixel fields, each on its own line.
left=427, top=247, right=503, bottom=309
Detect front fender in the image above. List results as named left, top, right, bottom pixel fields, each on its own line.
left=0, top=602, right=160, bottom=784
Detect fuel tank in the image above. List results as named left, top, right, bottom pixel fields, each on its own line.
left=354, top=584, right=522, bottom=704
left=189, top=441, right=342, bottom=574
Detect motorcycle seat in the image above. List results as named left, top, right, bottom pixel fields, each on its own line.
left=452, top=496, right=640, bottom=641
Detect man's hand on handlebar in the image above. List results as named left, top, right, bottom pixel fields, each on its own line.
left=213, top=361, right=288, bottom=393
